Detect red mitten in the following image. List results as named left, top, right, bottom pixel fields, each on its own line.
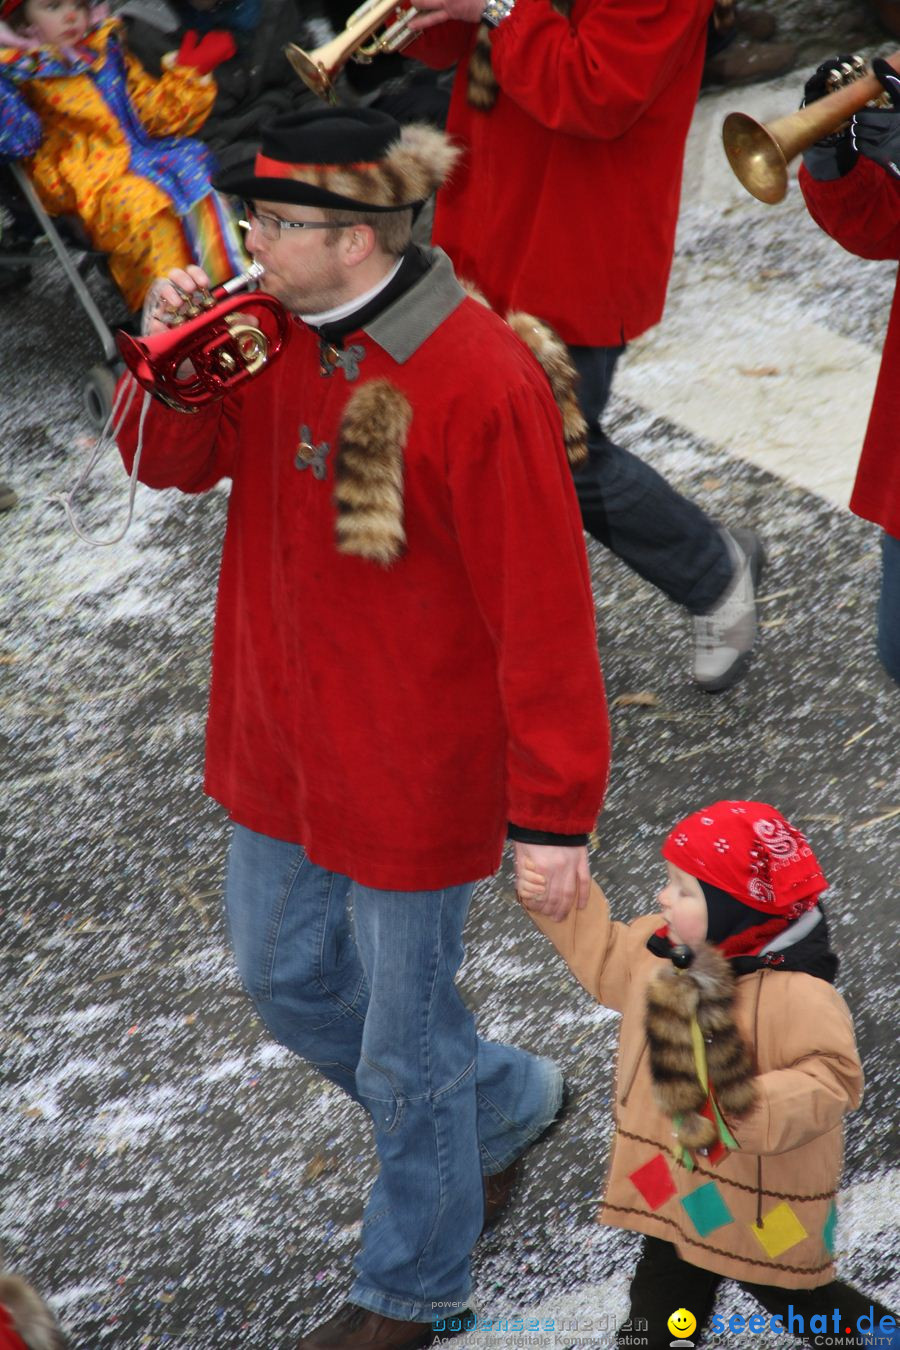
left=175, top=28, right=237, bottom=74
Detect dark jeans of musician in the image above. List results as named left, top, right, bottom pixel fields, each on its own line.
left=877, top=530, right=900, bottom=684
left=619, top=1236, right=897, bottom=1349
left=567, top=344, right=733, bottom=617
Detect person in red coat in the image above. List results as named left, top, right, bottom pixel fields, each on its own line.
left=800, top=55, right=900, bottom=684
left=116, top=107, right=610, bottom=1350
left=407, top=0, right=765, bottom=693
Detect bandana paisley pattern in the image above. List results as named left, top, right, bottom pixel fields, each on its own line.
left=662, top=800, right=826, bottom=917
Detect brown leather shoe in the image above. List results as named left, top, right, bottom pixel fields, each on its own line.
left=481, top=1081, right=573, bottom=1232
left=703, top=37, right=797, bottom=88
left=872, top=0, right=900, bottom=41
left=735, top=5, right=776, bottom=40
left=296, top=1302, right=475, bottom=1348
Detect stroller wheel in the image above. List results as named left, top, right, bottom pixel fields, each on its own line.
left=83, top=363, right=117, bottom=429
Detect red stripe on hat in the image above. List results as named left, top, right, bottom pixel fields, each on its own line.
left=0, top=0, right=26, bottom=18
left=254, top=153, right=380, bottom=178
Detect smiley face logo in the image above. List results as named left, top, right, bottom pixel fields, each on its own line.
left=667, top=1308, right=697, bottom=1341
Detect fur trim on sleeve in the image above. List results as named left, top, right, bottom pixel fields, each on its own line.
left=645, top=944, right=757, bottom=1149
left=506, top=313, right=587, bottom=467
left=335, top=379, right=411, bottom=565
left=0, top=1274, right=65, bottom=1350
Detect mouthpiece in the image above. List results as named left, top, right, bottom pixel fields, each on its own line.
left=217, top=261, right=265, bottom=297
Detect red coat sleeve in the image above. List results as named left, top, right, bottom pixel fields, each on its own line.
left=447, top=377, right=610, bottom=835
left=404, top=23, right=473, bottom=69
left=488, top=0, right=712, bottom=139
left=800, top=158, right=900, bottom=261
left=115, top=373, right=242, bottom=493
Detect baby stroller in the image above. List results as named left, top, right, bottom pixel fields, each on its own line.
left=3, top=163, right=123, bottom=429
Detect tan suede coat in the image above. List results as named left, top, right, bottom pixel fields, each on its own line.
left=530, top=883, right=863, bottom=1288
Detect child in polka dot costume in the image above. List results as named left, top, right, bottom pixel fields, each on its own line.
left=0, top=0, right=240, bottom=308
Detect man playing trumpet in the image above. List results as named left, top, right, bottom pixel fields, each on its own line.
left=116, top=106, right=610, bottom=1349
left=800, top=54, right=900, bottom=686
left=407, top=0, right=766, bottom=693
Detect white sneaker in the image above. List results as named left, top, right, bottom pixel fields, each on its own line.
left=692, top=528, right=765, bottom=692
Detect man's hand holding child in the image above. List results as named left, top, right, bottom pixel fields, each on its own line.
left=514, top=842, right=590, bottom=921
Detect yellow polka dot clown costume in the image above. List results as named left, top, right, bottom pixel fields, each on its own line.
left=0, top=1, right=243, bottom=308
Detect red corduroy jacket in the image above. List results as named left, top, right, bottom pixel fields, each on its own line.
left=117, top=263, right=610, bottom=890
left=801, top=159, right=900, bottom=539
left=409, top=0, right=712, bottom=347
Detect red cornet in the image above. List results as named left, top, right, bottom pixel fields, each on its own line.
left=116, top=263, right=292, bottom=412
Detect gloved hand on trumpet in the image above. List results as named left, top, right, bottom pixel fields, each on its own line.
left=801, top=54, right=900, bottom=182
left=851, top=57, right=900, bottom=178
left=801, top=55, right=867, bottom=181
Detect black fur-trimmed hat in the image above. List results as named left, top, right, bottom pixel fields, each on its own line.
left=214, top=107, right=459, bottom=213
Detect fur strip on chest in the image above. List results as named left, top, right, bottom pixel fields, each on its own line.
left=644, top=945, right=757, bottom=1148
left=505, top=312, right=587, bottom=467
left=467, top=0, right=574, bottom=111
left=463, top=282, right=587, bottom=468
left=335, top=379, right=411, bottom=565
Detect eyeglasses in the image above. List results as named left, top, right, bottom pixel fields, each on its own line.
left=239, top=202, right=356, bottom=243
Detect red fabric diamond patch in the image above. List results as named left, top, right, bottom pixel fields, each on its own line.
left=629, top=1153, right=677, bottom=1210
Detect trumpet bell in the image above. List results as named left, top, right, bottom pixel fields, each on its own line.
left=285, top=0, right=416, bottom=101
left=285, top=41, right=338, bottom=102
left=722, top=111, right=788, bottom=205
left=723, top=51, right=900, bottom=204
left=117, top=292, right=292, bottom=413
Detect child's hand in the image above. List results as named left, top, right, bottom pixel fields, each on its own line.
left=516, top=856, right=547, bottom=902
left=513, top=842, right=591, bottom=922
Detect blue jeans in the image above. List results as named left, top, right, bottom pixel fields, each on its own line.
left=568, top=345, right=733, bottom=616
left=877, top=531, right=900, bottom=684
left=224, top=824, right=563, bottom=1322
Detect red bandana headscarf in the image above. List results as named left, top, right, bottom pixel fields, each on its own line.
left=0, top=0, right=25, bottom=19
left=662, top=800, right=827, bottom=956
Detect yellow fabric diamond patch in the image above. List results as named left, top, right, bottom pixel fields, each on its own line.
left=751, top=1202, right=808, bottom=1258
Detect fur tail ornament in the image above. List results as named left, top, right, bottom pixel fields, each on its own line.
left=335, top=379, right=411, bottom=565
left=645, top=943, right=757, bottom=1163
left=505, top=313, right=587, bottom=467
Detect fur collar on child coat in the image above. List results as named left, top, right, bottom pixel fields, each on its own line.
left=0, top=1270, right=64, bottom=1350
left=645, top=943, right=757, bottom=1151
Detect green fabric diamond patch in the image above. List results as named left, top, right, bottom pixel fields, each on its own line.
left=681, top=1181, right=733, bottom=1237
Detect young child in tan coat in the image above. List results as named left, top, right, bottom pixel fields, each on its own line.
left=518, top=800, right=896, bottom=1348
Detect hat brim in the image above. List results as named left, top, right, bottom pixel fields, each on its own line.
left=213, top=166, right=424, bottom=215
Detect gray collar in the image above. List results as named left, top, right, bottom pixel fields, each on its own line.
left=362, top=248, right=466, bottom=364
left=759, top=906, right=823, bottom=954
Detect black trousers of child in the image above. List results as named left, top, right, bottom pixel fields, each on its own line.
left=621, top=1236, right=896, bottom=1348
